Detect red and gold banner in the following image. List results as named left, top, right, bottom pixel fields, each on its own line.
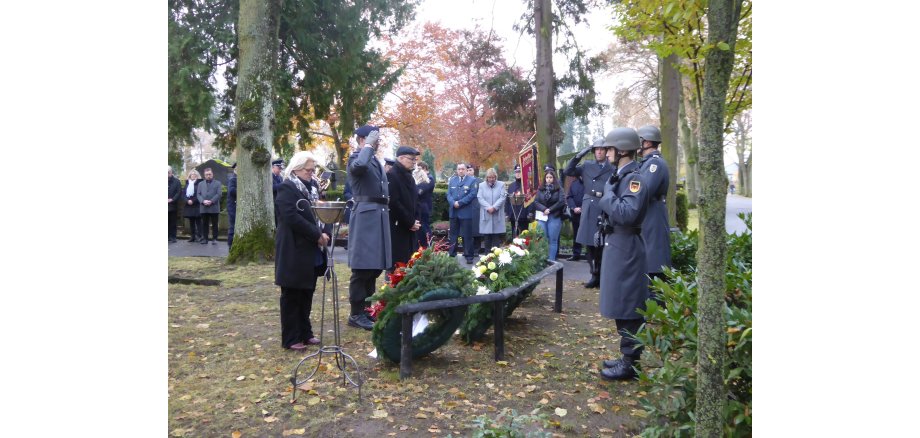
left=519, top=144, right=538, bottom=208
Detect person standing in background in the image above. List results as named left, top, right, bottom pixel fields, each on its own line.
left=533, top=167, right=565, bottom=261
left=564, top=175, right=584, bottom=261
left=636, top=125, right=671, bottom=305
left=505, top=164, right=533, bottom=239
left=197, top=168, right=223, bottom=245
left=183, top=170, right=203, bottom=243
left=168, top=167, right=181, bottom=243
left=477, top=168, right=507, bottom=252
left=563, top=138, right=614, bottom=288
left=387, top=146, right=422, bottom=266
left=414, top=161, right=435, bottom=248
left=465, top=164, right=483, bottom=254
left=446, top=163, right=477, bottom=264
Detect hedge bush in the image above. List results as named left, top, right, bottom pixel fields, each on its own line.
left=675, top=190, right=689, bottom=232
left=636, top=213, right=752, bottom=437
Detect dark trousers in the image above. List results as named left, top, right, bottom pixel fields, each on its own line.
left=570, top=214, right=582, bottom=256
left=202, top=213, right=219, bottom=241
left=615, top=318, right=645, bottom=359
left=227, top=207, right=236, bottom=248
left=587, top=245, right=603, bottom=276
left=168, top=210, right=178, bottom=240
left=280, top=286, right=316, bottom=348
left=416, top=211, right=431, bottom=248
left=449, top=217, right=474, bottom=259
left=349, top=269, right=382, bottom=315
left=482, top=233, right=503, bottom=253
left=186, top=216, right=202, bottom=241
left=510, top=218, right=531, bottom=238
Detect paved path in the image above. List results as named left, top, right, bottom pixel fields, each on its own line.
left=725, top=194, right=753, bottom=235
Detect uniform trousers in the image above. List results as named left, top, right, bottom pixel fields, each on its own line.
left=615, top=318, right=645, bottom=359
left=570, top=214, right=582, bottom=256
left=349, top=268, right=382, bottom=316
left=448, top=217, right=474, bottom=259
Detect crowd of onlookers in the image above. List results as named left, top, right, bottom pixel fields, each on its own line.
left=168, top=165, right=234, bottom=245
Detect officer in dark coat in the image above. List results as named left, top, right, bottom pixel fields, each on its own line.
left=637, top=126, right=672, bottom=304
left=227, top=163, right=238, bottom=248
left=446, top=163, right=478, bottom=264
left=168, top=167, right=181, bottom=243
left=465, top=164, right=483, bottom=254
left=387, top=146, right=421, bottom=267
left=274, top=152, right=329, bottom=351
left=505, top=164, right=533, bottom=238
left=597, top=127, right=651, bottom=381
left=564, top=138, right=614, bottom=288
left=346, top=125, right=392, bottom=330
left=564, top=175, right=584, bottom=260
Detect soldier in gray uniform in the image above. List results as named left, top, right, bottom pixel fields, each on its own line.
left=564, top=138, right=614, bottom=288
left=346, top=125, right=392, bottom=331
left=637, top=125, right=671, bottom=304
left=596, top=127, right=651, bottom=381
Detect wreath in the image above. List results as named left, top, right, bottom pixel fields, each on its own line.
left=369, top=242, right=475, bottom=363
left=459, top=228, right=550, bottom=344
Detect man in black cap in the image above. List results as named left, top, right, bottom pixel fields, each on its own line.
left=346, top=125, right=392, bottom=330
left=227, top=163, right=237, bottom=248
left=387, top=146, right=422, bottom=266
left=564, top=138, right=614, bottom=288
left=505, top=164, right=533, bottom=239
left=384, top=157, right=396, bottom=174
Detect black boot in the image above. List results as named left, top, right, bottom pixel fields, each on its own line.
left=600, top=356, right=638, bottom=380
left=583, top=258, right=598, bottom=288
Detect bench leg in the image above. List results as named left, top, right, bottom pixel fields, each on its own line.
left=554, top=265, right=564, bottom=313
left=493, top=300, right=505, bottom=361
left=400, top=313, right=413, bottom=380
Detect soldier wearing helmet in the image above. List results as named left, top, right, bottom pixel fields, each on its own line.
left=563, top=137, right=614, bottom=288
left=596, top=127, right=651, bottom=381
left=636, top=125, right=671, bottom=305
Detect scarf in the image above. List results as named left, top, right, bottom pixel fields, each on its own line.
left=185, top=179, right=196, bottom=198
left=288, top=172, right=319, bottom=201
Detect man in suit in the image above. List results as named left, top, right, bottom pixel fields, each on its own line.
left=564, top=138, right=614, bottom=288
left=197, top=167, right=223, bottom=244
left=447, top=163, right=478, bottom=264
left=346, top=125, right=392, bottom=330
left=387, top=146, right=422, bottom=267
left=227, top=163, right=238, bottom=248
left=637, top=125, right=671, bottom=305
left=168, top=166, right=181, bottom=243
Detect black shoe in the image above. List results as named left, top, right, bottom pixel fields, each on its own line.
left=465, top=258, right=474, bottom=264
left=601, top=358, right=624, bottom=368
left=600, top=358, right=638, bottom=380
left=365, top=312, right=377, bottom=322
left=187, top=238, right=196, bottom=243
left=200, top=239, right=208, bottom=245
left=583, top=276, right=599, bottom=288
left=347, top=314, right=374, bottom=331
left=211, top=240, right=217, bottom=245
left=169, top=238, right=177, bottom=243
left=566, top=254, right=582, bottom=261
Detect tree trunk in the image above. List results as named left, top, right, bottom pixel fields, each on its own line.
left=696, top=0, right=742, bottom=435
left=733, top=112, right=749, bottom=196
left=534, top=0, right=555, bottom=170
left=227, top=0, right=282, bottom=264
left=678, top=98, right=691, bottom=190
left=659, top=53, right=681, bottom=227
left=744, top=153, right=752, bottom=197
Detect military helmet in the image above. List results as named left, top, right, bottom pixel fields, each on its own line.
left=637, top=125, right=661, bottom=143
left=590, top=137, right=606, bottom=149
left=602, top=127, right=641, bottom=151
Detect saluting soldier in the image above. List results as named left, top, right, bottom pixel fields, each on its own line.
left=597, top=127, right=651, bottom=381
left=637, top=125, right=671, bottom=304
left=346, top=125, right=392, bottom=331
left=563, top=138, right=614, bottom=288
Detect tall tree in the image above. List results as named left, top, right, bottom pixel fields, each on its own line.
left=696, top=0, right=743, bottom=434
left=659, top=53, right=681, bottom=226
left=730, top=109, right=752, bottom=196
left=227, top=0, right=282, bottom=263
left=534, top=0, right=556, bottom=170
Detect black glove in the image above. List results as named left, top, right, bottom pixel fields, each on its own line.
left=575, top=147, right=592, bottom=160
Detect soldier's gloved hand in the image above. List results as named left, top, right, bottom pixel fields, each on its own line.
left=575, top=147, right=592, bottom=160
left=365, top=130, right=380, bottom=147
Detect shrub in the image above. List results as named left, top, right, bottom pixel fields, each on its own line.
left=636, top=213, right=752, bottom=437
left=469, top=408, right=551, bottom=438
left=433, top=187, right=449, bottom=221
left=675, top=190, right=689, bottom=232
left=669, top=229, right=699, bottom=275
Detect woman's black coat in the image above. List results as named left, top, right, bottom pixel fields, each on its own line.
left=274, top=179, right=328, bottom=289
left=533, top=184, right=566, bottom=218
left=387, top=164, right=419, bottom=265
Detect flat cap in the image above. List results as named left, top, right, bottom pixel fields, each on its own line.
left=513, top=164, right=522, bottom=171
left=272, top=159, right=284, bottom=167
left=384, top=157, right=396, bottom=165
left=395, top=145, right=420, bottom=157
left=354, top=125, right=380, bottom=138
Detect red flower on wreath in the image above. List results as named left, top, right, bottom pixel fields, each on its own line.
left=366, top=300, right=387, bottom=319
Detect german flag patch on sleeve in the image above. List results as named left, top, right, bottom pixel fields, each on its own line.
left=629, top=180, right=641, bottom=193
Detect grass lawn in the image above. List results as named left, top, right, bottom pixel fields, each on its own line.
left=168, top=257, right=649, bottom=437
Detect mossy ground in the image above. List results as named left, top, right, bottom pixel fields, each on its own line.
left=168, top=257, right=649, bottom=437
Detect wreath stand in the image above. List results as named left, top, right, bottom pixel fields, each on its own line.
left=291, top=200, right=363, bottom=401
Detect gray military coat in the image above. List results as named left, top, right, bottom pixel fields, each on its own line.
left=477, top=180, right=507, bottom=235
left=639, top=151, right=672, bottom=273
left=564, top=157, right=614, bottom=247
left=347, top=146, right=392, bottom=270
left=598, top=160, right=650, bottom=320
left=197, top=178, right=223, bottom=214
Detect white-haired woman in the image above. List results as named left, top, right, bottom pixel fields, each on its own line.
left=274, top=152, right=330, bottom=351
left=182, top=169, right=203, bottom=243
left=413, top=161, right=435, bottom=247
left=477, top=168, right=507, bottom=251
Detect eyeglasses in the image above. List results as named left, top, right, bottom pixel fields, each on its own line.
left=399, top=156, right=417, bottom=162
left=302, top=167, right=316, bottom=172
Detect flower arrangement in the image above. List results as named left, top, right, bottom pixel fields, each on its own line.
left=458, top=228, right=549, bottom=343
left=368, top=241, right=476, bottom=362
